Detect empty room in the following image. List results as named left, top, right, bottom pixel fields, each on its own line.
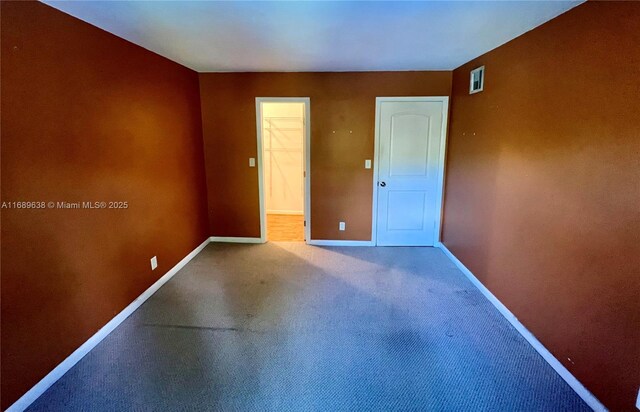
left=1, top=1, right=638, bottom=411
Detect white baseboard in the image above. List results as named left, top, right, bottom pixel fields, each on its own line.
left=436, top=242, right=607, bottom=412
left=210, top=236, right=264, bottom=244
left=307, top=239, right=375, bottom=246
left=6, top=237, right=211, bottom=412
left=210, top=237, right=373, bottom=247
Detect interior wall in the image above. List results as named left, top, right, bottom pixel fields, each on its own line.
left=1, top=2, right=209, bottom=408
left=199, top=71, right=451, bottom=240
left=262, top=102, right=305, bottom=215
left=442, top=2, right=640, bottom=410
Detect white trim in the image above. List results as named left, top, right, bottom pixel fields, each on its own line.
left=372, top=96, right=450, bottom=246
left=434, top=98, right=449, bottom=243
left=255, top=97, right=311, bottom=244
left=6, top=238, right=211, bottom=412
left=436, top=242, right=607, bottom=412
left=255, top=101, right=267, bottom=244
left=307, top=239, right=374, bottom=247
left=209, top=236, right=263, bottom=244
left=303, top=100, right=311, bottom=243
left=371, top=99, right=381, bottom=246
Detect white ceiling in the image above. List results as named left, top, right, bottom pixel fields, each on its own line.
left=43, top=1, right=583, bottom=72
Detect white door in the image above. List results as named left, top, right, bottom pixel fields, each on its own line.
left=375, top=99, right=446, bottom=246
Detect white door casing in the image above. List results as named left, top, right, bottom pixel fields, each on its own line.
left=256, top=97, right=311, bottom=243
left=373, top=97, right=449, bottom=246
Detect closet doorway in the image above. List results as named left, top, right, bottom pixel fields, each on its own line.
left=256, top=98, right=310, bottom=243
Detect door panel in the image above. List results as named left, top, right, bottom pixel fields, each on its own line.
left=386, top=191, right=427, bottom=230
left=376, top=100, right=444, bottom=246
left=389, top=114, right=430, bottom=176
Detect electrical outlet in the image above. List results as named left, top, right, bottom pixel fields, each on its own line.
left=249, top=157, right=256, bottom=167
left=365, top=159, right=372, bottom=169
left=150, top=256, right=158, bottom=270
left=339, top=222, right=346, bottom=231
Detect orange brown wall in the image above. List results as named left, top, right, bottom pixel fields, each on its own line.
left=199, top=72, right=451, bottom=240
left=1, top=2, right=209, bottom=408
left=442, top=2, right=640, bottom=410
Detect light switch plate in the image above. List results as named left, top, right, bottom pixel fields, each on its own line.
left=249, top=158, right=256, bottom=167
left=365, top=159, right=372, bottom=169
left=339, top=222, right=346, bottom=231
left=150, top=256, right=158, bottom=270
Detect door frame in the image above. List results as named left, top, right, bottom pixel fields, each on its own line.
left=371, top=96, right=450, bottom=246
left=255, top=97, right=311, bottom=243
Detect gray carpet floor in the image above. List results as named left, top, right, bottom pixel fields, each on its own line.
left=28, top=243, right=589, bottom=411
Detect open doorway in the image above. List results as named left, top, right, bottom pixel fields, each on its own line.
left=256, top=98, right=310, bottom=243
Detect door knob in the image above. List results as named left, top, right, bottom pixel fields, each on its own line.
left=379, top=181, right=386, bottom=187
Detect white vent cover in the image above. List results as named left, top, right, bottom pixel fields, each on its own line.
left=469, top=66, right=485, bottom=94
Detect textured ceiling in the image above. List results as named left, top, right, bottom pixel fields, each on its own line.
left=43, top=1, right=584, bottom=72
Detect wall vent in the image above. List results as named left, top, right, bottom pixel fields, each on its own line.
left=469, top=66, right=485, bottom=94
